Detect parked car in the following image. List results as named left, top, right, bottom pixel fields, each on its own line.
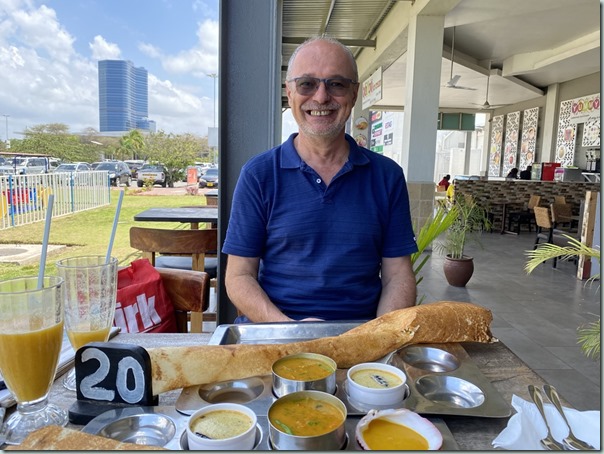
left=54, top=162, right=91, bottom=173
left=0, top=156, right=51, bottom=175
left=124, top=160, right=145, bottom=178
left=136, top=163, right=167, bottom=187
left=94, top=161, right=132, bottom=186
left=198, top=167, right=219, bottom=188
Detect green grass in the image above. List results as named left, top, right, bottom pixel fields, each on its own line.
left=0, top=189, right=211, bottom=280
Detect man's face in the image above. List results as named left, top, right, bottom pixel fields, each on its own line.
left=286, top=41, right=359, bottom=140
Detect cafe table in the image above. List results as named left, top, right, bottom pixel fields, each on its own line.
left=134, top=206, right=218, bottom=229
left=19, top=331, right=569, bottom=451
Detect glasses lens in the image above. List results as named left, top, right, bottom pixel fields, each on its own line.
left=324, top=78, right=352, bottom=96
left=292, top=77, right=354, bottom=96
left=294, top=77, right=319, bottom=95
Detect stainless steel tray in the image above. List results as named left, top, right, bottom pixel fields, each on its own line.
left=82, top=405, right=459, bottom=450
left=203, top=322, right=511, bottom=418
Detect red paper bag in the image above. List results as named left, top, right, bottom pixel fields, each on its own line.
left=114, top=259, right=177, bottom=333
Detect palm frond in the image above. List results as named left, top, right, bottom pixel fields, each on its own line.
left=525, top=234, right=600, bottom=278
left=577, top=318, right=600, bottom=360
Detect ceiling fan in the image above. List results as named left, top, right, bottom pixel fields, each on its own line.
left=444, top=27, right=476, bottom=91
left=472, top=61, right=507, bottom=110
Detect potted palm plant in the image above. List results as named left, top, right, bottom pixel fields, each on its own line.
left=437, top=195, right=490, bottom=287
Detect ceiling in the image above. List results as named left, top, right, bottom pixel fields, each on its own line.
left=280, top=0, right=601, bottom=112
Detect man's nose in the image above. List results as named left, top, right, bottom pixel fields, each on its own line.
left=311, top=81, right=331, bottom=103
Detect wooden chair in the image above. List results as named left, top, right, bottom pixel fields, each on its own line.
left=157, top=267, right=210, bottom=333
left=554, top=195, right=566, bottom=205
left=508, top=194, right=541, bottom=234
left=130, top=227, right=218, bottom=330
left=533, top=206, right=574, bottom=268
left=550, top=202, right=574, bottom=231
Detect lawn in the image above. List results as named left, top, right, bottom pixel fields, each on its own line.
left=0, top=189, right=212, bottom=280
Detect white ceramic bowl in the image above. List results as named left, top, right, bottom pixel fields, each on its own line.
left=347, top=362, right=407, bottom=406
left=186, top=403, right=257, bottom=450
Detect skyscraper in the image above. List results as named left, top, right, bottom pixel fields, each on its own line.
left=98, top=60, right=150, bottom=133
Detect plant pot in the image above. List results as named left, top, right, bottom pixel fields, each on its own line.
left=443, top=255, right=474, bottom=287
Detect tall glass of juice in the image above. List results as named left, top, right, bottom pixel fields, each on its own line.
left=56, top=255, right=118, bottom=391
left=0, top=275, right=68, bottom=445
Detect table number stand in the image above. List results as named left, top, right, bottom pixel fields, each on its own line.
left=68, top=342, right=158, bottom=425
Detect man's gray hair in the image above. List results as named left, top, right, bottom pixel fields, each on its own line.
left=286, top=36, right=358, bottom=82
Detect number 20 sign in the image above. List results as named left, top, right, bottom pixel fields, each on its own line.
left=75, top=342, right=156, bottom=406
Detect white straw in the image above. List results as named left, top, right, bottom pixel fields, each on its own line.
left=37, top=194, right=55, bottom=289
left=105, top=190, right=124, bottom=264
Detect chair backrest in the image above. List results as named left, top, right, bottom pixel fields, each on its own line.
left=550, top=202, right=572, bottom=224
left=527, top=194, right=541, bottom=210
left=554, top=195, right=566, bottom=204
left=533, top=206, right=552, bottom=229
left=156, top=267, right=210, bottom=333
left=130, top=227, right=218, bottom=332
left=130, top=227, right=218, bottom=272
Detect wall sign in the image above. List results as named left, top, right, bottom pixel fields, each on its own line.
left=502, top=111, right=520, bottom=176
left=488, top=115, right=504, bottom=176
left=362, top=67, right=382, bottom=110
left=519, top=107, right=539, bottom=169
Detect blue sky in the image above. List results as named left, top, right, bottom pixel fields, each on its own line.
left=0, top=0, right=223, bottom=139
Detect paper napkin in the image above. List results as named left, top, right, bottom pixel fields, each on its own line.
left=492, top=394, right=600, bottom=450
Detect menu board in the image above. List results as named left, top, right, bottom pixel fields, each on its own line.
left=502, top=111, right=520, bottom=176
left=519, top=107, right=539, bottom=170
left=555, top=100, right=578, bottom=166
left=488, top=115, right=504, bottom=176
left=369, top=111, right=384, bottom=154
left=555, top=93, right=600, bottom=165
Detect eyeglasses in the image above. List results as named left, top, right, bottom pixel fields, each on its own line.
left=287, top=77, right=358, bottom=96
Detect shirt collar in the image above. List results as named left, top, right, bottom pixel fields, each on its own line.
left=281, top=133, right=370, bottom=169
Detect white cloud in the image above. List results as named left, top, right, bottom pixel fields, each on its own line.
left=138, top=41, right=161, bottom=59
left=89, top=35, right=121, bottom=60
left=12, top=4, right=74, bottom=63
left=162, top=19, right=218, bottom=77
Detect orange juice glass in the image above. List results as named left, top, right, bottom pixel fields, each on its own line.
left=0, top=275, right=68, bottom=445
left=56, top=255, right=118, bottom=391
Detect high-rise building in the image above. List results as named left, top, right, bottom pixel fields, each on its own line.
left=98, top=60, right=151, bottom=133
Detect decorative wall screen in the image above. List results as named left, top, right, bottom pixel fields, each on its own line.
left=582, top=117, right=600, bottom=147
left=488, top=115, right=504, bottom=176
left=502, top=111, right=520, bottom=176
left=519, top=107, right=539, bottom=170
left=555, top=100, right=577, bottom=166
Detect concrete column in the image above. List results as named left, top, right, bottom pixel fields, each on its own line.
left=218, top=0, right=281, bottom=324
left=401, top=14, right=445, bottom=229
left=541, top=83, right=560, bottom=162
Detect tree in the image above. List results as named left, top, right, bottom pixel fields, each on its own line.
left=144, top=131, right=200, bottom=187
left=118, top=130, right=146, bottom=160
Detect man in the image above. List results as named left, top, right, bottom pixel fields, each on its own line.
left=222, top=37, right=418, bottom=322
left=438, top=174, right=451, bottom=190
left=519, top=166, right=532, bottom=180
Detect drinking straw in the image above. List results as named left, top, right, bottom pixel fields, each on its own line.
left=37, top=194, right=55, bottom=289
left=105, top=190, right=124, bottom=264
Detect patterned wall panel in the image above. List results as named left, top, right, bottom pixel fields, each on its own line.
left=519, top=107, right=539, bottom=170
left=555, top=100, right=577, bottom=166
left=488, top=115, right=504, bottom=176
left=582, top=117, right=600, bottom=147
left=502, top=111, right=520, bottom=176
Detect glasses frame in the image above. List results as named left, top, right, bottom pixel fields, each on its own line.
left=287, top=77, right=359, bottom=97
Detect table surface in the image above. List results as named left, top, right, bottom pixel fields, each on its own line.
left=134, top=207, right=218, bottom=224
left=25, top=332, right=564, bottom=451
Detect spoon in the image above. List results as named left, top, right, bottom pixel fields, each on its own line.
left=543, top=385, right=596, bottom=450
left=195, top=431, right=213, bottom=439
left=527, top=385, right=565, bottom=450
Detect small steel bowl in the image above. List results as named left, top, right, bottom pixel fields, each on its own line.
left=268, top=390, right=347, bottom=450
left=414, top=375, right=485, bottom=408
left=399, top=346, right=460, bottom=373
left=272, top=352, right=337, bottom=397
left=98, top=413, right=176, bottom=446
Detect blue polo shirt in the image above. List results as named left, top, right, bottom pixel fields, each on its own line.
left=222, top=133, right=417, bottom=320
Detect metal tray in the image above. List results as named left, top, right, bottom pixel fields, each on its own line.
left=82, top=405, right=459, bottom=450
left=203, top=322, right=511, bottom=418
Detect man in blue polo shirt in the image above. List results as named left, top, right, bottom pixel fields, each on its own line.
left=222, top=36, right=418, bottom=322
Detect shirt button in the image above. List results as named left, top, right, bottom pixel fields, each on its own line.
left=316, top=178, right=322, bottom=184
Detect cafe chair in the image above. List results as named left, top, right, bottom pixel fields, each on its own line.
left=550, top=202, right=575, bottom=232
left=507, top=194, right=541, bottom=234
left=157, top=267, right=211, bottom=333
left=129, top=227, right=218, bottom=330
left=553, top=195, right=567, bottom=205
left=533, top=206, right=576, bottom=268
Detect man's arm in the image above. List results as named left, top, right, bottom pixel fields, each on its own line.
left=224, top=255, right=294, bottom=322
left=376, top=256, right=417, bottom=316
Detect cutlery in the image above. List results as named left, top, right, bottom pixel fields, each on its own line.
left=528, top=385, right=565, bottom=450
left=0, top=406, right=6, bottom=446
left=543, top=385, right=596, bottom=450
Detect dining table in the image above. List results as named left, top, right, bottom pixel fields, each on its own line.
left=134, top=206, right=218, bottom=229
left=490, top=200, right=519, bottom=235
left=1, top=329, right=576, bottom=451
